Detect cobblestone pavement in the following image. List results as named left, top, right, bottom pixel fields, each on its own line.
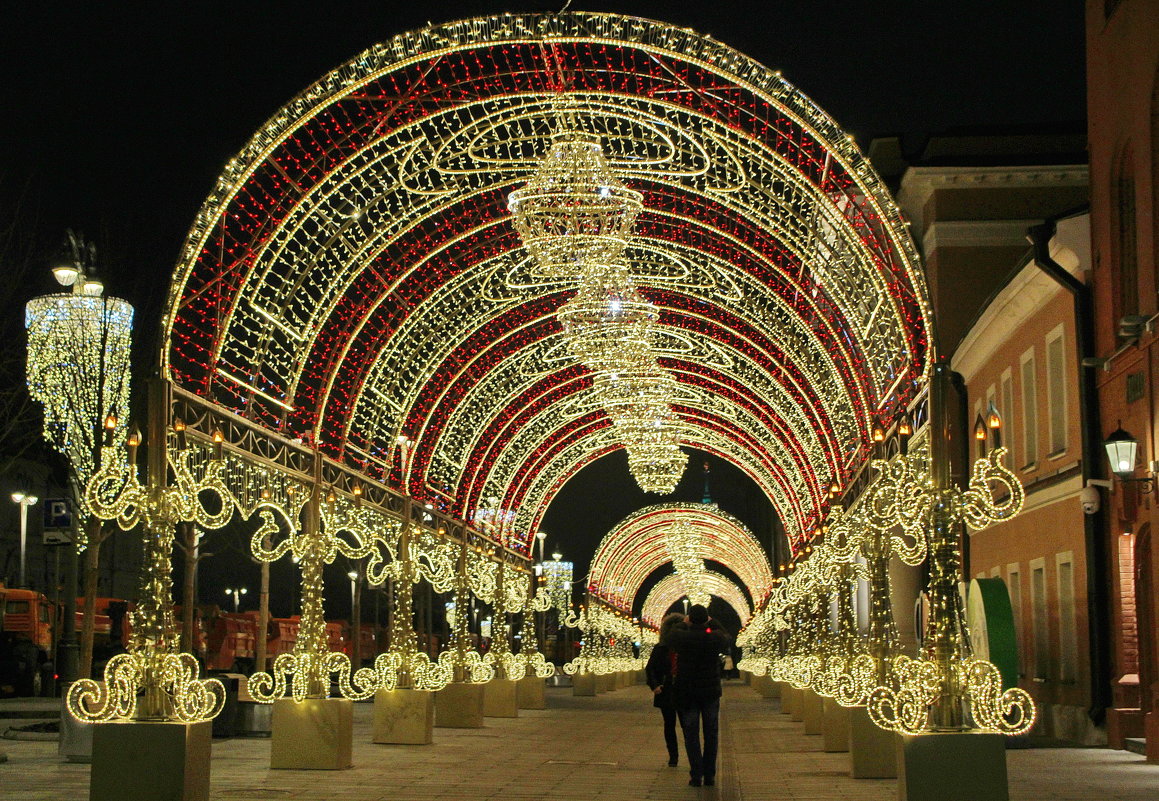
left=2, top=682, right=1157, bottom=800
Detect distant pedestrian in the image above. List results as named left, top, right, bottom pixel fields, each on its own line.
left=670, top=604, right=731, bottom=787
left=644, top=612, right=685, bottom=766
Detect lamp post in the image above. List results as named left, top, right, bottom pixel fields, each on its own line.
left=535, top=530, right=547, bottom=566
left=225, top=587, right=247, bottom=613
left=11, top=492, right=38, bottom=587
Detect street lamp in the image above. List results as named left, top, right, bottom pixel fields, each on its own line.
left=224, top=587, right=247, bottom=613
left=348, top=570, right=359, bottom=608
left=11, top=492, right=38, bottom=587
left=1104, top=426, right=1155, bottom=490
left=535, top=530, right=547, bottom=566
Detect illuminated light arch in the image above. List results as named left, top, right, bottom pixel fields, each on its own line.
left=161, top=12, right=933, bottom=554
left=641, top=571, right=752, bottom=629
left=587, top=503, right=775, bottom=609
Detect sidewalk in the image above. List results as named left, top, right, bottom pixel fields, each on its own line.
left=2, top=682, right=1157, bottom=800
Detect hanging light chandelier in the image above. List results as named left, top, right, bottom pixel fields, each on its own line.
left=509, top=124, right=688, bottom=493
left=507, top=131, right=642, bottom=278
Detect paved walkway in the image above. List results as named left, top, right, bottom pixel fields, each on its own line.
left=3, top=682, right=1158, bottom=800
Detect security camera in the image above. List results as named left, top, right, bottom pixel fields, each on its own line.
left=1080, top=485, right=1100, bottom=515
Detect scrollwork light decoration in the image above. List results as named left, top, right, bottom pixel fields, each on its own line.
left=67, top=382, right=228, bottom=723
left=373, top=519, right=453, bottom=692
left=246, top=476, right=385, bottom=703
left=866, top=443, right=1035, bottom=736
left=437, top=537, right=496, bottom=683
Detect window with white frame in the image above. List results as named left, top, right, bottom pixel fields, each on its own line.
left=1020, top=349, right=1038, bottom=467
left=1007, top=564, right=1023, bottom=674
left=1046, top=326, right=1067, bottom=456
left=1031, top=559, right=1049, bottom=680
left=1001, top=370, right=1014, bottom=466
left=1056, top=553, right=1077, bottom=683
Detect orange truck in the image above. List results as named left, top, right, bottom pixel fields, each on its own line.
left=1, top=587, right=127, bottom=697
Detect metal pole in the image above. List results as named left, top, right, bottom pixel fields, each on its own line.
left=18, top=502, right=28, bottom=587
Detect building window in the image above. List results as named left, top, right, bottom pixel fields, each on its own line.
left=1046, top=327, right=1067, bottom=456
left=1116, top=163, right=1139, bottom=320
left=1001, top=370, right=1015, bottom=466
left=1007, top=563, right=1023, bottom=674
left=1020, top=349, right=1038, bottom=468
left=1031, top=559, right=1049, bottom=680
left=1056, top=554, right=1077, bottom=683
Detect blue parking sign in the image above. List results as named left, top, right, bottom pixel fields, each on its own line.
left=44, top=498, right=72, bottom=529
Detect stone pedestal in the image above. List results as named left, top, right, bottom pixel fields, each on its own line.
left=517, top=675, right=546, bottom=709
left=751, top=673, right=766, bottom=694
left=595, top=673, right=614, bottom=693
left=483, top=678, right=519, bottom=718
left=743, top=671, right=751, bottom=685
left=787, top=686, right=803, bottom=720
left=59, top=704, right=94, bottom=762
left=802, top=689, right=824, bottom=735
left=372, top=688, right=433, bottom=744
left=759, top=676, right=782, bottom=699
left=435, top=682, right=485, bottom=728
left=849, top=706, right=897, bottom=778
left=573, top=672, right=596, bottom=696
left=91, top=720, right=212, bottom=801
left=271, top=698, right=353, bottom=770
left=822, top=698, right=850, bottom=752
left=897, top=731, right=1008, bottom=801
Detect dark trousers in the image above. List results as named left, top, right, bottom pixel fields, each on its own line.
left=660, top=706, right=679, bottom=762
left=678, top=697, right=721, bottom=781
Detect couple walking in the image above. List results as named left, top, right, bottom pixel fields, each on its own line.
left=644, top=604, right=732, bottom=787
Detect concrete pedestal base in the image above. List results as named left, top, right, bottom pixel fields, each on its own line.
left=822, top=699, right=850, bottom=752
left=483, top=678, right=519, bottom=718
left=517, top=676, right=546, bottom=709
left=595, top=673, right=614, bottom=693
left=751, top=673, right=767, bottom=695
left=849, top=706, right=897, bottom=778
left=802, top=690, right=824, bottom=734
left=787, top=686, right=803, bottom=720
left=59, top=703, right=94, bottom=762
left=91, top=720, right=212, bottom=801
left=372, top=688, right=433, bottom=744
left=573, top=672, right=596, bottom=696
left=435, top=682, right=485, bottom=728
left=897, top=731, right=1007, bottom=801
left=759, top=676, right=782, bottom=699
left=271, top=698, right=353, bottom=770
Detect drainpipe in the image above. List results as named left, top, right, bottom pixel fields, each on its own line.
left=1028, top=219, right=1111, bottom=725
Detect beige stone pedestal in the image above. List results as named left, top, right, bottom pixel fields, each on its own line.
left=372, top=688, right=433, bottom=744
left=822, top=698, right=850, bottom=752
left=595, top=673, right=614, bottom=693
left=271, top=698, right=353, bottom=770
left=802, top=689, right=824, bottom=734
left=573, top=672, right=596, bottom=696
left=760, top=677, right=782, bottom=700
left=787, top=686, right=803, bottom=720
left=517, top=675, right=546, bottom=709
left=751, top=673, right=767, bottom=695
left=849, top=706, right=897, bottom=778
left=435, top=681, right=485, bottom=728
left=897, top=731, right=1008, bottom=801
left=91, top=720, right=211, bottom=801
left=483, top=678, right=519, bottom=718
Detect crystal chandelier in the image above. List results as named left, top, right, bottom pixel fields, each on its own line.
left=508, top=132, right=642, bottom=278
left=510, top=125, right=688, bottom=493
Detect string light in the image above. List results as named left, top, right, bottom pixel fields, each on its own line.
left=160, top=11, right=933, bottom=555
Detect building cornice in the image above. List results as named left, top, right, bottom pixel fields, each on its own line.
left=952, top=216, right=1088, bottom=383
left=898, top=164, right=1089, bottom=232
left=923, top=219, right=1040, bottom=254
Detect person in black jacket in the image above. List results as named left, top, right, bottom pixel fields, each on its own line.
left=669, top=604, right=731, bottom=787
left=644, top=612, right=685, bottom=766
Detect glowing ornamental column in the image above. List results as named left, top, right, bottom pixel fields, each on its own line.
left=67, top=380, right=228, bottom=722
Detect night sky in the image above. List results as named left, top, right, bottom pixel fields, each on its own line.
left=1, top=1, right=1086, bottom=618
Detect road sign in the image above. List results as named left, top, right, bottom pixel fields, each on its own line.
left=43, top=497, right=73, bottom=545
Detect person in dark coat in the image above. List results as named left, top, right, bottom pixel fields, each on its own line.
left=644, top=612, right=685, bottom=766
left=670, top=604, right=731, bottom=787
